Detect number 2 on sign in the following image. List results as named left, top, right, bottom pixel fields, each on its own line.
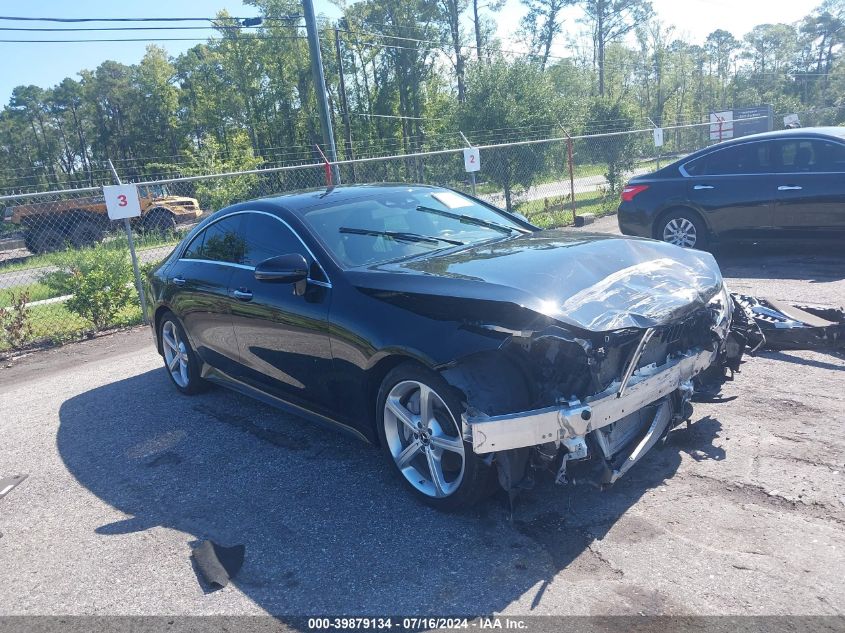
left=469, top=155, right=475, bottom=163
left=117, top=194, right=128, bottom=207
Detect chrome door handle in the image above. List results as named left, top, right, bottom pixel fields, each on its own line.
left=693, top=185, right=714, bottom=190
left=778, top=185, right=803, bottom=191
left=232, top=289, right=253, bottom=301
left=172, top=276, right=186, bottom=286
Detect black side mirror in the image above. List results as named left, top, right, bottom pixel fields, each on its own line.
left=254, top=253, right=309, bottom=283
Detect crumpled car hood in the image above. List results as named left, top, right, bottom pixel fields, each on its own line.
left=359, top=229, right=723, bottom=332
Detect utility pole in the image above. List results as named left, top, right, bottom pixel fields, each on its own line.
left=303, top=0, right=340, bottom=183
left=334, top=28, right=356, bottom=181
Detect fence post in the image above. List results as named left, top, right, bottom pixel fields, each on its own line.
left=560, top=128, right=577, bottom=226
left=315, top=144, right=334, bottom=188
left=107, top=159, right=147, bottom=325
left=458, top=131, right=476, bottom=196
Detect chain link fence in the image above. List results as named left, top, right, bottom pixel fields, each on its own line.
left=0, top=119, right=744, bottom=354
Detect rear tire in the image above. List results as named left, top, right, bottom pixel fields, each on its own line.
left=158, top=313, right=208, bottom=395
left=657, top=209, right=708, bottom=250
left=26, top=226, right=67, bottom=253
left=376, top=363, right=495, bottom=511
left=70, top=219, right=105, bottom=248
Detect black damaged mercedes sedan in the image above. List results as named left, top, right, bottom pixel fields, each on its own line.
left=145, top=185, right=746, bottom=510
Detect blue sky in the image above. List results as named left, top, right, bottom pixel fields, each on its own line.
left=0, top=0, right=821, bottom=104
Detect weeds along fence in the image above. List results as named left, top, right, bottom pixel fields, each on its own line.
left=0, top=119, right=735, bottom=353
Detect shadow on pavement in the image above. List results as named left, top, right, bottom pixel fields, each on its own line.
left=713, top=241, right=845, bottom=284
left=57, top=367, right=725, bottom=620
left=759, top=349, right=845, bottom=371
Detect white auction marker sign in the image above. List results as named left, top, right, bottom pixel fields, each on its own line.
left=463, top=147, right=480, bottom=173
left=104, top=184, right=142, bottom=220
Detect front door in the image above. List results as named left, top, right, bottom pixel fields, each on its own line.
left=226, top=211, right=334, bottom=414
left=684, top=140, right=777, bottom=241
left=167, top=214, right=245, bottom=375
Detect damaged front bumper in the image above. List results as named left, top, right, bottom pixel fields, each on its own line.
left=458, top=290, right=845, bottom=496
left=732, top=294, right=845, bottom=351
left=464, top=346, right=713, bottom=455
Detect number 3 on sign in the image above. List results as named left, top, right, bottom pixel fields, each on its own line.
left=463, top=147, right=480, bottom=173
left=104, top=184, right=142, bottom=220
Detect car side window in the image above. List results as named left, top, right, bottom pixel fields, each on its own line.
left=240, top=212, right=308, bottom=267
left=811, top=140, right=845, bottom=172
left=181, top=230, right=205, bottom=260
left=182, top=215, right=245, bottom=263
left=776, top=140, right=816, bottom=172
left=698, top=142, right=766, bottom=176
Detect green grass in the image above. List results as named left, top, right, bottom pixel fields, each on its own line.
left=0, top=234, right=177, bottom=275
left=0, top=280, right=61, bottom=306
left=0, top=220, right=20, bottom=236
left=0, top=300, right=143, bottom=353
left=517, top=190, right=618, bottom=229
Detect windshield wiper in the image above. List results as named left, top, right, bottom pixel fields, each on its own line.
left=339, top=227, right=465, bottom=246
left=415, top=205, right=529, bottom=235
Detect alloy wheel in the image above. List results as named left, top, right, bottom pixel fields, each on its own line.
left=162, top=320, right=190, bottom=388
left=383, top=380, right=465, bottom=498
left=662, top=217, right=698, bottom=247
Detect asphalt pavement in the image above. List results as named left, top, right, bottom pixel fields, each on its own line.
left=1, top=215, right=843, bottom=619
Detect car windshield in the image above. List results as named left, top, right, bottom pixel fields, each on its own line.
left=300, top=188, right=530, bottom=267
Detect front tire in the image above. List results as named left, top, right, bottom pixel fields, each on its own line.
left=658, top=209, right=708, bottom=250
left=376, top=363, right=494, bottom=510
left=142, top=210, right=177, bottom=236
left=26, top=226, right=66, bottom=253
left=159, top=313, right=207, bottom=395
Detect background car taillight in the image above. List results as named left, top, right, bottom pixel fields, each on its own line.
left=621, top=184, right=649, bottom=202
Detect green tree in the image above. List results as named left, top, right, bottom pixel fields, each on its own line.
left=456, top=58, right=559, bottom=210
left=583, top=97, right=636, bottom=194
left=520, top=0, right=576, bottom=71
left=580, top=0, right=654, bottom=96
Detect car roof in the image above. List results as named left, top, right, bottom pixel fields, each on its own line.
left=660, top=126, right=845, bottom=172
left=248, top=183, right=445, bottom=214
left=696, top=126, right=845, bottom=154
left=720, top=126, right=845, bottom=143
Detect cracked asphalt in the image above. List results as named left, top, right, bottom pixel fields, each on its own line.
left=1, top=214, right=843, bottom=618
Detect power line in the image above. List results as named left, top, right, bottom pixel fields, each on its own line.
left=0, top=25, right=271, bottom=32
left=0, top=15, right=302, bottom=23
left=0, top=35, right=309, bottom=43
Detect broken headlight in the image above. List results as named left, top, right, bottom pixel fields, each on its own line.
left=708, top=283, right=731, bottom=332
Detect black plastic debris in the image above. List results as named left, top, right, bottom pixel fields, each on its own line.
left=0, top=474, right=28, bottom=500
left=191, top=540, right=245, bottom=589
left=733, top=294, right=845, bottom=351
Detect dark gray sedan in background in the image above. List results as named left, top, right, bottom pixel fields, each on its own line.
left=618, top=127, right=845, bottom=249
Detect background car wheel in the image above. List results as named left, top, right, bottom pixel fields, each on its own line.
left=376, top=363, right=494, bottom=510
left=26, top=226, right=66, bottom=253
left=658, top=209, right=708, bottom=250
left=159, top=313, right=208, bottom=395
left=70, top=219, right=105, bottom=248
left=142, top=210, right=177, bottom=236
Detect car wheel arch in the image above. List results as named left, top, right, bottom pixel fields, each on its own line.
left=439, top=350, right=534, bottom=418
left=153, top=306, right=182, bottom=355
left=366, top=354, right=434, bottom=443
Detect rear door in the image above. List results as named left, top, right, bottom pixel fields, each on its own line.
left=683, top=140, right=778, bottom=240
left=771, top=138, right=845, bottom=239
left=226, top=211, right=334, bottom=414
left=166, top=214, right=245, bottom=375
